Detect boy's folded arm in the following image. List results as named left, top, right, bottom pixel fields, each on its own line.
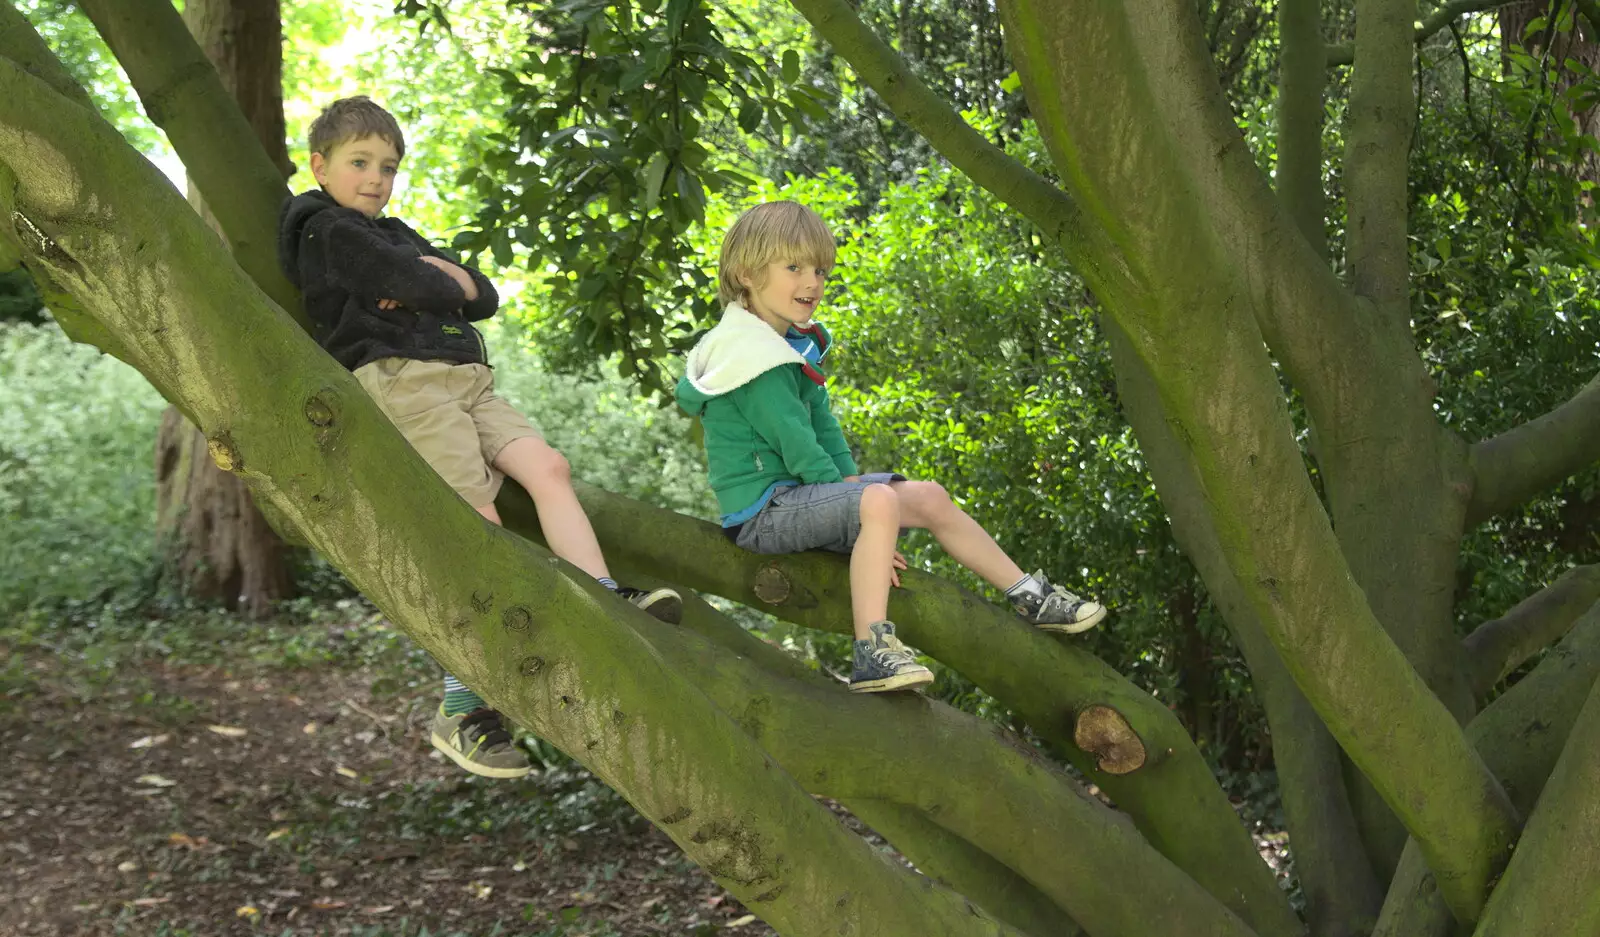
left=317, top=214, right=465, bottom=312
left=810, top=392, right=859, bottom=477
left=733, top=370, right=844, bottom=484
left=399, top=222, right=501, bottom=320
left=457, top=266, right=499, bottom=321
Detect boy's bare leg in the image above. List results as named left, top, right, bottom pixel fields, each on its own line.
left=490, top=436, right=611, bottom=581
left=850, top=483, right=901, bottom=638
left=891, top=480, right=1027, bottom=591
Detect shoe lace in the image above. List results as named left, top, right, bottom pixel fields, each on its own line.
left=459, top=709, right=513, bottom=750
left=1041, top=581, right=1084, bottom=607
left=871, top=633, right=919, bottom=670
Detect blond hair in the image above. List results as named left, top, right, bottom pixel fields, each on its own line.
left=718, top=201, right=836, bottom=307
left=307, top=96, right=406, bottom=159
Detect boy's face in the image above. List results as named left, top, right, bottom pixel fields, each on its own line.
left=742, top=259, right=829, bottom=333
left=310, top=134, right=400, bottom=218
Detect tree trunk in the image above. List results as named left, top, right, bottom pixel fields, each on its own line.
left=153, top=0, right=292, bottom=617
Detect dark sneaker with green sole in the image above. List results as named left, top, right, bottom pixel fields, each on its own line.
left=849, top=621, right=934, bottom=694
left=429, top=707, right=531, bottom=779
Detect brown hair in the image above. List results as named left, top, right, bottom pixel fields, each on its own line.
left=717, top=201, right=836, bottom=307
left=307, top=96, right=406, bottom=159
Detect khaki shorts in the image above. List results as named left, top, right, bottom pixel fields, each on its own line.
left=354, top=357, right=541, bottom=508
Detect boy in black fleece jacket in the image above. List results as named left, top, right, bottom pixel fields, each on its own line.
left=278, top=96, right=682, bottom=779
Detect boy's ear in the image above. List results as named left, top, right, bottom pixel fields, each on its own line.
left=309, top=151, right=328, bottom=186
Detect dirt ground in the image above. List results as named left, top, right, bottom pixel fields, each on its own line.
left=0, top=618, right=780, bottom=937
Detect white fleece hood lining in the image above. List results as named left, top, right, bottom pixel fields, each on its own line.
left=684, top=303, right=814, bottom=397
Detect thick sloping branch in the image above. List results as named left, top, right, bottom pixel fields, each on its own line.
left=77, top=0, right=300, bottom=319
left=1345, top=0, right=1415, bottom=315
left=1325, top=0, right=1523, bottom=66
left=511, top=484, right=1303, bottom=937
left=0, top=56, right=1022, bottom=937
left=1463, top=565, right=1600, bottom=697
left=0, top=4, right=133, bottom=362
left=1, top=2, right=93, bottom=108
left=1375, top=600, right=1600, bottom=936
left=843, top=800, right=1085, bottom=937
left=1105, top=319, right=1383, bottom=937
left=628, top=594, right=1263, bottom=937
left=1125, top=3, right=1479, bottom=757
left=998, top=0, right=1516, bottom=922
left=1276, top=0, right=1328, bottom=255
left=1467, top=372, right=1600, bottom=524
left=1473, top=671, right=1600, bottom=934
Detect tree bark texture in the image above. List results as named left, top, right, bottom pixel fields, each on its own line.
left=504, top=481, right=1305, bottom=937
left=143, top=0, right=293, bottom=618
left=1374, top=598, right=1600, bottom=936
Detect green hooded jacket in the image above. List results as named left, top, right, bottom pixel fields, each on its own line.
left=675, top=304, right=859, bottom=525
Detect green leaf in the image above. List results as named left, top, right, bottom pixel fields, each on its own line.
left=644, top=153, right=671, bottom=208
left=666, top=0, right=693, bottom=36
left=619, top=62, right=653, bottom=92
left=781, top=49, right=800, bottom=85
left=491, top=228, right=514, bottom=268
left=737, top=99, right=763, bottom=133
left=1000, top=70, right=1022, bottom=93
left=674, top=167, right=707, bottom=223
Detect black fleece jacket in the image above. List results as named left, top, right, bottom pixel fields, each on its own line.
left=277, top=189, right=499, bottom=372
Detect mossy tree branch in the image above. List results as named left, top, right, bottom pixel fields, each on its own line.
left=1345, top=0, right=1415, bottom=316
left=780, top=0, right=1133, bottom=296
left=627, top=593, right=1265, bottom=937
left=1374, top=601, right=1600, bottom=936
left=510, top=481, right=1302, bottom=936
left=1472, top=671, right=1600, bottom=934
left=1463, top=565, right=1600, bottom=698
left=1468, top=372, right=1600, bottom=525
left=994, top=0, right=1515, bottom=921
left=1276, top=0, right=1328, bottom=256
left=76, top=0, right=300, bottom=321
left=1104, top=318, right=1383, bottom=937
left=0, top=3, right=136, bottom=361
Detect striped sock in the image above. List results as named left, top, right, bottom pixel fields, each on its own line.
left=1004, top=573, right=1045, bottom=599
left=441, top=674, right=487, bottom=717
left=596, top=576, right=618, bottom=591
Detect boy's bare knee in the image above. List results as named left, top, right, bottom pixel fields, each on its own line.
left=858, top=483, right=900, bottom=525
left=536, top=447, right=571, bottom=483
left=500, top=437, right=571, bottom=489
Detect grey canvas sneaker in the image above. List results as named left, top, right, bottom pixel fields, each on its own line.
left=616, top=585, right=684, bottom=624
left=1012, top=570, right=1106, bottom=634
left=849, top=621, right=934, bottom=694
left=429, top=707, right=531, bottom=779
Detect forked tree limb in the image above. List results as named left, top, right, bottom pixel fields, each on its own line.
left=1467, top=372, right=1600, bottom=526
left=76, top=0, right=300, bottom=319
left=1375, top=600, right=1600, bottom=936
left=1463, top=565, right=1600, bottom=698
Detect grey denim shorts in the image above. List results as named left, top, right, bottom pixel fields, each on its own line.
left=733, top=473, right=905, bottom=555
